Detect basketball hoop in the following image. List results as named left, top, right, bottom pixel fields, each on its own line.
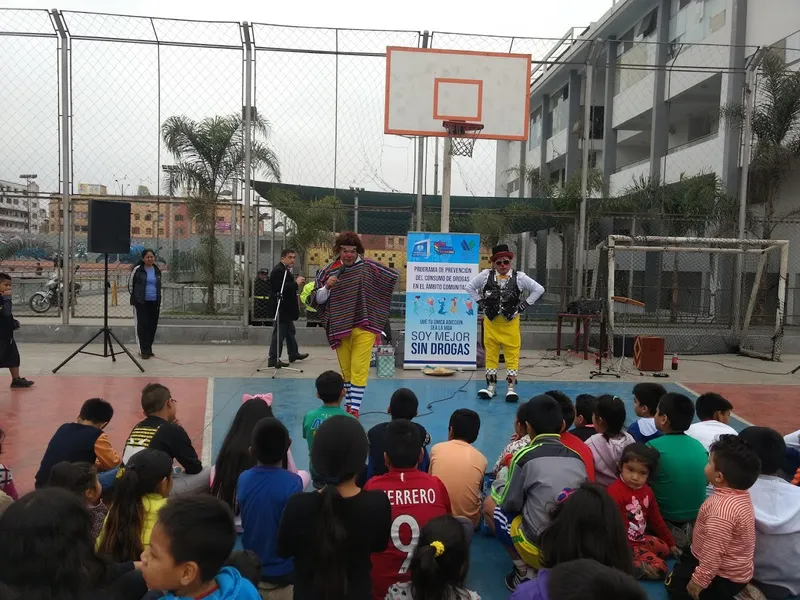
left=443, top=120, right=484, bottom=158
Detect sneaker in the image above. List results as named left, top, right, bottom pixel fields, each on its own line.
left=267, top=359, right=289, bottom=368
left=504, top=568, right=531, bottom=592
left=289, top=353, right=309, bottom=362
left=505, top=386, right=520, bottom=403
left=477, top=384, right=497, bottom=400
left=10, top=377, right=34, bottom=388
left=345, top=405, right=360, bottom=419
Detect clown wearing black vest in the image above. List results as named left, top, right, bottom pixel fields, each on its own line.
left=466, top=244, right=545, bottom=402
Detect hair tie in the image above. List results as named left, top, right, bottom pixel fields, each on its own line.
left=429, top=541, right=445, bottom=557
left=556, top=488, right=576, bottom=504
left=323, top=476, right=341, bottom=486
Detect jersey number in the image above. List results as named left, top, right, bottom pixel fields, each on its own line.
left=391, top=514, right=420, bottom=574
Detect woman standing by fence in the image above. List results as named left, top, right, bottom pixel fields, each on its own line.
left=129, top=249, right=162, bottom=359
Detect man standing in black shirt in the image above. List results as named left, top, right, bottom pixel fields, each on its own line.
left=122, top=382, right=209, bottom=495
left=268, top=249, right=308, bottom=368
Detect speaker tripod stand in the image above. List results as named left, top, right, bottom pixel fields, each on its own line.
left=53, top=253, right=144, bottom=373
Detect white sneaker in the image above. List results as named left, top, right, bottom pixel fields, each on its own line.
left=478, top=383, right=497, bottom=399
left=505, top=384, right=519, bottom=403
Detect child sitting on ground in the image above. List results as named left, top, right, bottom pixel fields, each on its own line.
left=492, top=401, right=531, bottom=478
left=647, top=392, right=708, bottom=548
left=548, top=390, right=596, bottom=482
left=35, top=397, right=121, bottom=491
left=0, top=272, right=33, bottom=388
left=606, top=444, right=678, bottom=580
left=586, top=395, right=635, bottom=486
left=512, top=558, right=647, bottom=600
left=686, top=393, right=737, bottom=451
left=365, top=388, right=431, bottom=482
left=97, top=448, right=173, bottom=562
left=429, top=409, right=488, bottom=531
left=238, top=417, right=304, bottom=599
left=140, top=495, right=259, bottom=600
left=571, top=394, right=597, bottom=442
left=0, top=427, right=17, bottom=500
left=628, top=383, right=666, bottom=444
left=665, top=435, right=760, bottom=600
left=386, top=515, right=480, bottom=600
left=48, top=460, right=107, bottom=539
left=302, top=370, right=354, bottom=489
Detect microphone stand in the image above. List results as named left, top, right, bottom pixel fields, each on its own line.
left=257, top=267, right=303, bottom=378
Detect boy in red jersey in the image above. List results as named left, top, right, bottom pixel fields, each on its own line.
left=364, top=419, right=451, bottom=600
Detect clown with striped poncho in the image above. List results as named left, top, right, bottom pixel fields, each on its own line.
left=310, top=231, right=399, bottom=418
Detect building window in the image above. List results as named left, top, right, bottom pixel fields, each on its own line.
left=177, top=227, right=184, bottom=236
left=73, top=225, right=80, bottom=232
left=158, top=228, right=165, bottom=235
left=506, top=177, right=521, bottom=196
left=81, top=225, right=88, bottom=232
left=134, top=213, right=140, bottom=220
left=175, top=214, right=184, bottom=222
left=144, top=214, right=152, bottom=221
left=145, top=228, right=152, bottom=235
left=132, top=227, right=141, bottom=234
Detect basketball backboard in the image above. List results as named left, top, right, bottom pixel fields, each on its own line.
left=384, top=47, right=531, bottom=141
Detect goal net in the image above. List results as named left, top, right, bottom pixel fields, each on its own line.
left=590, top=235, right=789, bottom=361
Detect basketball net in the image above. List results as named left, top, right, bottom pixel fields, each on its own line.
left=443, top=120, right=485, bottom=158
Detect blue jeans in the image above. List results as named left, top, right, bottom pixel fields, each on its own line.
left=98, top=466, right=120, bottom=492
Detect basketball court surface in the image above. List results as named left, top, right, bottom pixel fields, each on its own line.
left=3, top=344, right=800, bottom=600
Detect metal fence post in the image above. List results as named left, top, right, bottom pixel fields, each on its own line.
left=415, top=30, right=429, bottom=231
left=242, top=22, right=254, bottom=328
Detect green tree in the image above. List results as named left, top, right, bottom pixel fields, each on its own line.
left=162, top=113, right=280, bottom=313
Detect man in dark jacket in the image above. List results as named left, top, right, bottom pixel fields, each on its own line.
left=252, top=267, right=271, bottom=325
left=268, top=249, right=308, bottom=367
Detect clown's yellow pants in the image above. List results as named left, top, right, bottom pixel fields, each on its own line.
left=484, top=315, right=521, bottom=377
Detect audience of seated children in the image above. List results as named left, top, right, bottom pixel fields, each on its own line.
left=385, top=514, right=480, bottom=600
left=0, top=488, right=146, bottom=600
left=237, top=417, right=303, bottom=600
left=364, top=388, right=431, bottom=482
left=277, top=415, right=391, bottom=600
left=224, top=550, right=262, bottom=589
left=429, top=409, right=488, bottom=532
left=0, top=427, right=17, bottom=500
left=570, top=394, right=597, bottom=442
left=493, top=401, right=531, bottom=478
left=123, top=383, right=209, bottom=495
left=364, top=419, right=451, bottom=599
left=302, top=370, right=354, bottom=489
left=35, top=397, right=120, bottom=491
left=97, top=448, right=173, bottom=562
left=607, top=443, right=678, bottom=580
left=628, top=383, right=666, bottom=444
left=665, top=434, right=760, bottom=600
left=48, top=460, right=107, bottom=539
left=547, top=389, right=596, bottom=482
left=487, top=395, right=589, bottom=590
left=738, top=426, right=800, bottom=599
left=140, top=495, right=259, bottom=600
left=687, top=393, right=737, bottom=451
left=646, top=393, right=709, bottom=547
left=510, top=483, right=634, bottom=599
left=586, top=395, right=635, bottom=486
left=513, top=559, right=647, bottom=600
left=212, top=395, right=309, bottom=528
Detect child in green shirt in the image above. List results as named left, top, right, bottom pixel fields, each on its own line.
left=302, top=370, right=355, bottom=488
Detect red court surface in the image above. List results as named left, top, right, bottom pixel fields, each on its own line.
left=0, top=376, right=208, bottom=493
left=689, top=383, right=800, bottom=435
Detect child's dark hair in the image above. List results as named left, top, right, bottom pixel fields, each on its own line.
left=224, top=550, right=261, bottom=587
left=97, top=449, right=172, bottom=562
left=316, top=370, right=345, bottom=404
left=141, top=383, right=171, bottom=415
left=47, top=461, right=98, bottom=497
left=695, top=392, right=733, bottom=421
left=310, top=415, right=369, bottom=600
left=408, top=515, right=469, bottom=600
left=515, top=401, right=529, bottom=427
left=656, top=393, right=695, bottom=432
left=211, top=398, right=279, bottom=509
left=546, top=390, right=575, bottom=429
left=385, top=419, right=422, bottom=469
left=738, top=426, right=785, bottom=476
left=0, top=489, right=108, bottom=600
left=575, top=394, right=597, bottom=423
left=594, top=395, right=627, bottom=438
left=79, top=398, right=114, bottom=424
left=539, top=483, right=633, bottom=574
left=448, top=409, right=480, bottom=443
left=0, top=273, right=10, bottom=283
left=157, top=495, right=237, bottom=582
left=389, top=388, right=419, bottom=420
left=523, top=394, right=563, bottom=435
left=548, top=559, right=647, bottom=600
left=632, top=383, right=665, bottom=416
left=251, top=417, right=290, bottom=466
left=709, top=434, right=761, bottom=490
left=619, top=443, right=659, bottom=474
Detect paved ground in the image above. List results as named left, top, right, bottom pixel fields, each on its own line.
left=3, top=343, right=800, bottom=600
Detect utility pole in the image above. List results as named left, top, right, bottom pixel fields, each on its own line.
left=20, top=173, right=37, bottom=232
left=349, top=186, right=364, bottom=233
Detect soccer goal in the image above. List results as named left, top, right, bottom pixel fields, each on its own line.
left=590, top=235, right=789, bottom=361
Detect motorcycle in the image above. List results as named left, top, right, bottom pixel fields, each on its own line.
left=29, top=265, right=82, bottom=313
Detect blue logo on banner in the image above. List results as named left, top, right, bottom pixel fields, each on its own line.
left=461, top=239, right=476, bottom=251
left=433, top=241, right=455, bottom=255
left=412, top=239, right=430, bottom=258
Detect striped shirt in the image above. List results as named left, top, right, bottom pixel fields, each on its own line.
left=691, top=487, right=756, bottom=588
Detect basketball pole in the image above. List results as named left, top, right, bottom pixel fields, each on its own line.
left=441, top=137, right=452, bottom=233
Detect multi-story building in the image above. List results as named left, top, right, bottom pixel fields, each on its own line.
left=0, top=179, right=44, bottom=233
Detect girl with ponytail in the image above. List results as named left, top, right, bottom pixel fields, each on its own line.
left=278, top=415, right=391, bottom=600
left=386, top=515, right=479, bottom=600
left=96, top=448, right=173, bottom=562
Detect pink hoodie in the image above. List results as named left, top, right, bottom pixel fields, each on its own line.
left=586, top=431, right=635, bottom=486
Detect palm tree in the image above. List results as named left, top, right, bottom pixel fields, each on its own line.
left=281, top=195, right=346, bottom=270
left=162, top=113, right=280, bottom=313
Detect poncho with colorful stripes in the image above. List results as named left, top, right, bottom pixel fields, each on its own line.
left=311, top=256, right=398, bottom=350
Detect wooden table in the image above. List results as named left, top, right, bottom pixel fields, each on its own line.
left=556, top=313, right=595, bottom=360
